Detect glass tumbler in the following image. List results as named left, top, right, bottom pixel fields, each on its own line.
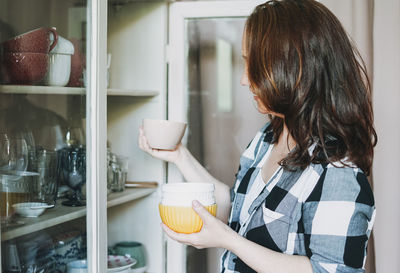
left=116, top=155, right=128, bottom=190
left=35, top=148, right=59, bottom=205
left=109, top=154, right=128, bottom=192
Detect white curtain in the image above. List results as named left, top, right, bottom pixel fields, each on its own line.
left=372, top=0, right=400, bottom=273
left=322, top=0, right=400, bottom=272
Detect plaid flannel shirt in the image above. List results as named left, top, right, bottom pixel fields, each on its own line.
left=221, top=122, right=376, bottom=273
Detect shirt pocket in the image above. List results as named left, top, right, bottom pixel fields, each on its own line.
left=262, top=205, right=291, bottom=224
left=260, top=206, right=291, bottom=252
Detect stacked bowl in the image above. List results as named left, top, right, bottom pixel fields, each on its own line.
left=159, top=183, right=217, bottom=234
left=1, top=27, right=58, bottom=85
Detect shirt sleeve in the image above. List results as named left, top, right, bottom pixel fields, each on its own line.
left=302, top=166, right=376, bottom=273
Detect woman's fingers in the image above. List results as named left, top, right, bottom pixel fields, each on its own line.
left=138, top=126, right=181, bottom=163
left=138, top=127, right=153, bottom=153
left=160, top=201, right=223, bottom=249
left=161, top=223, right=200, bottom=246
left=192, top=200, right=213, bottom=223
left=138, top=127, right=146, bottom=149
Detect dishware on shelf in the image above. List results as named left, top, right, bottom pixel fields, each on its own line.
left=0, top=133, right=29, bottom=172
left=65, top=126, right=85, bottom=147
left=67, top=38, right=85, bottom=87
left=0, top=171, right=39, bottom=221
left=107, top=255, right=136, bottom=273
left=58, top=146, right=86, bottom=207
left=12, top=202, right=54, bottom=217
left=1, top=52, right=49, bottom=84
left=22, top=130, right=38, bottom=172
left=53, top=230, right=85, bottom=272
left=106, top=148, right=113, bottom=195
left=44, top=35, right=74, bottom=86
left=66, top=259, right=87, bottom=273
left=159, top=182, right=217, bottom=234
left=36, top=148, right=59, bottom=205
left=116, top=155, right=129, bottom=174
left=111, top=155, right=129, bottom=192
left=2, top=240, right=22, bottom=273
left=1, top=27, right=58, bottom=53
left=107, top=147, right=129, bottom=193
left=109, top=241, right=146, bottom=271
left=17, top=231, right=58, bottom=273
left=142, top=118, right=187, bottom=150
left=108, top=153, right=121, bottom=192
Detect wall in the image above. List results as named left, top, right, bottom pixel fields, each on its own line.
left=321, top=1, right=400, bottom=272
left=372, top=1, right=400, bottom=272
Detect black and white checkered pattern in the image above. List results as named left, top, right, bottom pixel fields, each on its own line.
left=221, top=122, right=376, bottom=273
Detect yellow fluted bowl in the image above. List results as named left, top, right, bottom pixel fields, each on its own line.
left=159, top=203, right=217, bottom=234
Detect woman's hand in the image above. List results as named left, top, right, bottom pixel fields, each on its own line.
left=161, top=200, right=236, bottom=249
left=138, top=126, right=183, bottom=164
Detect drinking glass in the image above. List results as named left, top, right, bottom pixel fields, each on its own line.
left=0, top=133, right=28, bottom=172
left=0, top=133, right=10, bottom=170
left=58, top=146, right=86, bottom=207
left=65, top=127, right=85, bottom=147
left=36, top=148, right=59, bottom=205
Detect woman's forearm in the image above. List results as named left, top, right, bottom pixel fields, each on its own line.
left=174, top=146, right=232, bottom=222
left=223, top=229, right=313, bottom=273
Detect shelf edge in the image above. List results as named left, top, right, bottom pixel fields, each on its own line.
left=1, top=187, right=157, bottom=241
left=0, top=85, right=159, bottom=97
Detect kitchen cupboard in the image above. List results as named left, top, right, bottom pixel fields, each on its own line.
left=0, top=0, right=262, bottom=272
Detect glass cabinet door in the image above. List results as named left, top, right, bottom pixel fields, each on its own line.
left=167, top=1, right=265, bottom=272
left=0, top=0, right=107, bottom=272
left=185, top=17, right=267, bottom=273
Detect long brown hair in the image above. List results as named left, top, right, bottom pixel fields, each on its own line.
left=245, top=0, right=377, bottom=175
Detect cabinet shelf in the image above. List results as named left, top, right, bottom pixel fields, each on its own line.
left=0, top=85, right=159, bottom=97
left=1, top=187, right=157, bottom=242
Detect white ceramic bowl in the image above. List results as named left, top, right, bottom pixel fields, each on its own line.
left=12, top=202, right=53, bottom=217
left=143, top=118, right=187, bottom=150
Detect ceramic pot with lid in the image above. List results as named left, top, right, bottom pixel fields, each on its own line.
left=1, top=27, right=58, bottom=53
left=43, top=34, right=74, bottom=86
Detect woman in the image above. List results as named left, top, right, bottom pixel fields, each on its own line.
left=139, top=0, right=377, bottom=272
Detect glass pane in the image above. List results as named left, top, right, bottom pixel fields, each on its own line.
left=185, top=18, right=266, bottom=272
left=0, top=0, right=88, bottom=272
